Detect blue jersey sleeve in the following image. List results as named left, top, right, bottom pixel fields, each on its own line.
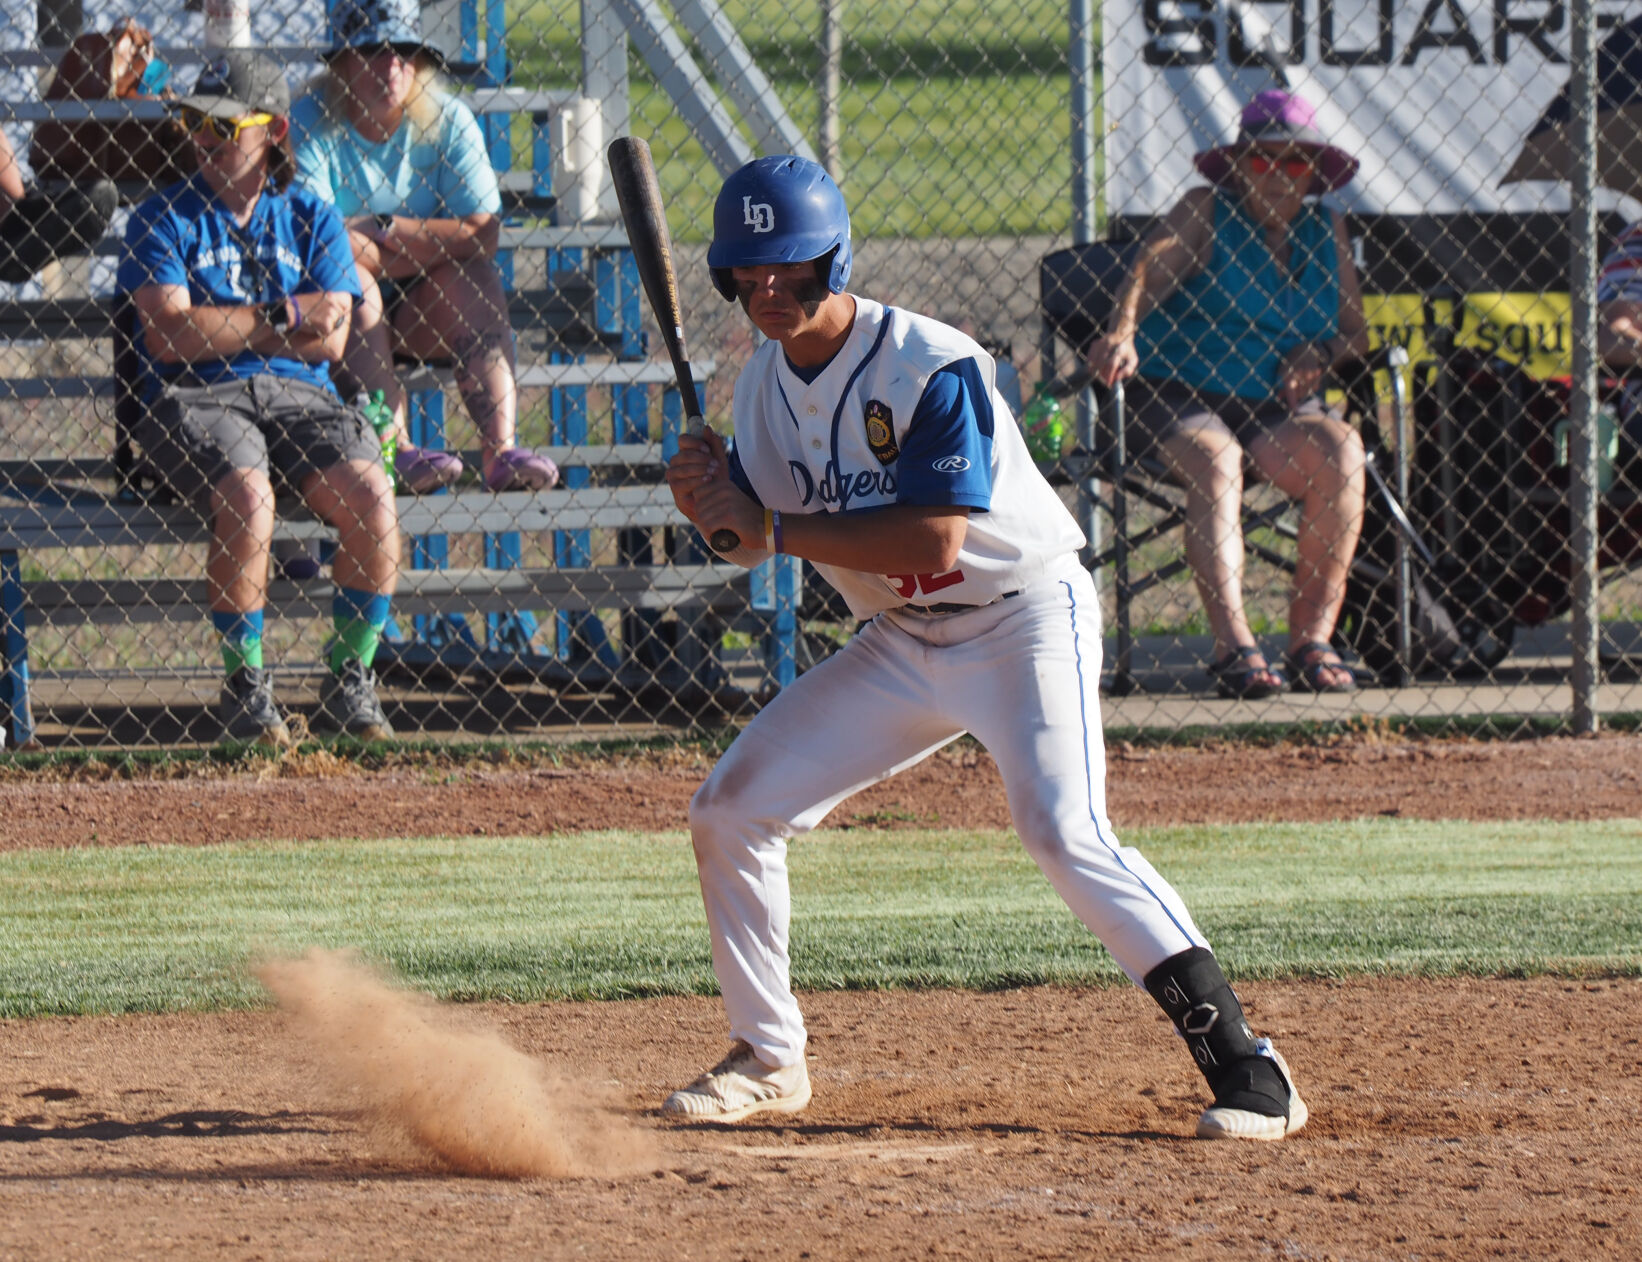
left=895, top=359, right=994, bottom=511
left=301, top=198, right=363, bottom=299
left=116, top=197, right=186, bottom=293
left=726, top=443, right=762, bottom=505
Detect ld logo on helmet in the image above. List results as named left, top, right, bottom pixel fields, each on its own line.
left=742, top=197, right=774, bottom=233
left=864, top=400, right=898, bottom=465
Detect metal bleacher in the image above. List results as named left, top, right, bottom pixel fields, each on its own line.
left=0, top=0, right=807, bottom=749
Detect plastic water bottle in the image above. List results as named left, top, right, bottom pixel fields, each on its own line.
left=360, top=390, right=397, bottom=489
left=1553, top=405, right=1620, bottom=495
left=1020, top=383, right=1066, bottom=463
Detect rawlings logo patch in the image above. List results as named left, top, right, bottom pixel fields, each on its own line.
left=864, top=400, right=898, bottom=465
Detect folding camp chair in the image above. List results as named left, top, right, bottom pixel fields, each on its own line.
left=1038, top=239, right=1424, bottom=691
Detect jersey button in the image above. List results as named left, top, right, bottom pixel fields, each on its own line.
left=807, top=405, right=817, bottom=415
left=811, top=439, right=822, bottom=449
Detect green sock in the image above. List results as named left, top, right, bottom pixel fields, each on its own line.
left=328, top=588, right=391, bottom=673
left=212, top=609, right=264, bottom=675
left=328, top=618, right=382, bottom=672
left=223, top=637, right=264, bottom=676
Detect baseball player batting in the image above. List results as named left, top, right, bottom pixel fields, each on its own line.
left=662, top=155, right=1305, bottom=1141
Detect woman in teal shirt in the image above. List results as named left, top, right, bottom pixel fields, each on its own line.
left=1086, top=90, right=1368, bottom=697
left=291, top=0, right=557, bottom=496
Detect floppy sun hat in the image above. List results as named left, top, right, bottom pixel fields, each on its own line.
left=1193, top=89, right=1359, bottom=196
left=326, top=0, right=447, bottom=66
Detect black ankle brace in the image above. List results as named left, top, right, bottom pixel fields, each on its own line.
left=1143, top=947, right=1269, bottom=1100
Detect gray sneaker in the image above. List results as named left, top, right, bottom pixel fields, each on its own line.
left=662, top=1041, right=812, bottom=1123
left=220, top=666, right=292, bottom=748
left=317, top=658, right=394, bottom=741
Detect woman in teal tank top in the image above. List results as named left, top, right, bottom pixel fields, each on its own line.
left=1085, top=90, right=1369, bottom=697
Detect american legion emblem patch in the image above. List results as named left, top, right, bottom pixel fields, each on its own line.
left=864, top=400, right=898, bottom=465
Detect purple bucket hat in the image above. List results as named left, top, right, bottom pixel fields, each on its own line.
left=1193, top=90, right=1359, bottom=196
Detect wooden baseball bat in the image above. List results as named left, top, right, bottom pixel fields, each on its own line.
left=606, top=136, right=740, bottom=554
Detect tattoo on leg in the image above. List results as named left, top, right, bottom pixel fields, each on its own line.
left=451, top=327, right=517, bottom=445
left=451, top=327, right=516, bottom=375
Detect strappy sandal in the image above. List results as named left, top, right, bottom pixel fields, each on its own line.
left=1208, top=645, right=1287, bottom=700
left=1285, top=641, right=1358, bottom=694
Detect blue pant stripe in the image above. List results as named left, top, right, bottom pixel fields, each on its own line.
left=1062, top=577, right=1200, bottom=949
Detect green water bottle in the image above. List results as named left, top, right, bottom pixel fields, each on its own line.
left=1020, top=383, right=1066, bottom=463
left=361, top=390, right=396, bottom=489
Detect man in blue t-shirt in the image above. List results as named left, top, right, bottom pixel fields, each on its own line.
left=118, top=50, right=399, bottom=748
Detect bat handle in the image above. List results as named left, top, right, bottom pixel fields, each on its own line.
left=683, top=410, right=744, bottom=554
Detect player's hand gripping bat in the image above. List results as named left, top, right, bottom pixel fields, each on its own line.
left=606, top=136, right=740, bottom=554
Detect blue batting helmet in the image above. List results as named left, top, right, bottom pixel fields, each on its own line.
left=708, top=155, right=851, bottom=301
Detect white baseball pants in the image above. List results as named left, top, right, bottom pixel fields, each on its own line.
left=687, top=563, right=1210, bottom=1067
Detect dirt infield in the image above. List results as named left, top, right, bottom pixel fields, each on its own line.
left=7, top=730, right=1642, bottom=850
left=3, top=733, right=1641, bottom=1259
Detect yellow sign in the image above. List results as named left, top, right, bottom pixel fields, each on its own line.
left=1363, top=292, right=1572, bottom=381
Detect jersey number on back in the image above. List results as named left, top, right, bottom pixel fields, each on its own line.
left=886, top=569, right=965, bottom=598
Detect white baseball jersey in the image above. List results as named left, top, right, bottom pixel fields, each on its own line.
left=728, top=298, right=1086, bottom=619
left=689, top=294, right=1214, bottom=1070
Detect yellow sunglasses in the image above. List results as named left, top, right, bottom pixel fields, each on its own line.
left=180, top=107, right=275, bottom=141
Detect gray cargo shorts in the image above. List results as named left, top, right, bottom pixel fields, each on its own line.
left=135, top=374, right=380, bottom=513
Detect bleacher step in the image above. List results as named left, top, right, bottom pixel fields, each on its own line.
left=19, top=563, right=750, bottom=626
left=0, top=87, right=579, bottom=124
left=1, top=484, right=693, bottom=550
left=1, top=359, right=714, bottom=400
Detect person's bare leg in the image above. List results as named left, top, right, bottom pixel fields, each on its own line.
left=1248, top=413, right=1366, bottom=688
left=208, top=466, right=287, bottom=744
left=207, top=467, right=276, bottom=613
left=298, top=459, right=400, bottom=596
left=339, top=267, right=410, bottom=449
left=343, top=266, right=467, bottom=493
left=1159, top=416, right=1280, bottom=687
left=393, top=256, right=533, bottom=483
left=299, top=459, right=399, bottom=740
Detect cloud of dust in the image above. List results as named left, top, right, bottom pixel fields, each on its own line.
left=255, top=948, right=657, bottom=1179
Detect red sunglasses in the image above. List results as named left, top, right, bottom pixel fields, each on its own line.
left=1247, top=154, right=1314, bottom=180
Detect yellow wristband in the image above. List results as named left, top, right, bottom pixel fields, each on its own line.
left=763, top=508, right=776, bottom=554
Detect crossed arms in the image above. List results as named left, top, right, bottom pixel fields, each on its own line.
left=133, top=284, right=352, bottom=365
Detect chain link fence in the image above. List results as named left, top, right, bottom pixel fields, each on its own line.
left=1065, top=0, right=1642, bottom=734
left=1, top=0, right=1639, bottom=751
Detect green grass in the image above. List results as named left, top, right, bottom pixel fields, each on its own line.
left=2, top=820, right=1639, bottom=1018
left=505, top=0, right=1077, bottom=239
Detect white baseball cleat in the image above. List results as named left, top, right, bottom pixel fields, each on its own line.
left=663, top=1040, right=812, bottom=1123
left=1197, top=1039, right=1309, bottom=1141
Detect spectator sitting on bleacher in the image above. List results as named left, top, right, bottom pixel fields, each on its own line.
left=0, top=122, right=117, bottom=284
left=1084, top=89, right=1368, bottom=698
left=288, top=0, right=559, bottom=495
left=117, top=50, right=399, bottom=747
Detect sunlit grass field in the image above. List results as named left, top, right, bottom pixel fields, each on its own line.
left=3, top=819, right=1638, bottom=1017
left=509, top=0, right=1078, bottom=239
